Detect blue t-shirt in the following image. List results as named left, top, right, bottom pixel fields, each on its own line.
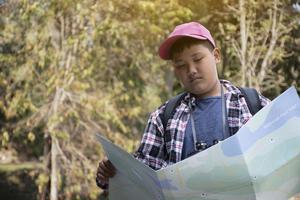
left=181, top=96, right=224, bottom=159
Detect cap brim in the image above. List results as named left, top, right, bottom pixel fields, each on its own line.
left=158, top=34, right=207, bottom=60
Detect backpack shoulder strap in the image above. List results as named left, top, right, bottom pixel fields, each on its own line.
left=162, top=92, right=186, bottom=130
left=239, top=87, right=262, bottom=116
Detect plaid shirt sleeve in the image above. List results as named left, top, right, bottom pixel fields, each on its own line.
left=133, top=103, right=169, bottom=170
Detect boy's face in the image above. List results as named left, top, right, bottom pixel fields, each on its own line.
left=172, top=43, right=221, bottom=98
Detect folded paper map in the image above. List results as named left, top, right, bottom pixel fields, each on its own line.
left=96, top=86, right=300, bottom=200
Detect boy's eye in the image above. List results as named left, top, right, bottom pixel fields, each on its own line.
left=193, top=58, right=203, bottom=62
left=175, top=64, right=186, bottom=68
left=173, top=61, right=186, bottom=68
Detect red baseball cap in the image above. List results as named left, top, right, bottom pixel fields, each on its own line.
left=158, top=22, right=216, bottom=60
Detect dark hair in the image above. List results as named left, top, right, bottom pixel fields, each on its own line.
left=170, top=37, right=214, bottom=59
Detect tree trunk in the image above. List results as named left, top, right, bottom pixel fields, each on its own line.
left=39, top=134, right=51, bottom=200
left=258, top=0, right=278, bottom=87
left=239, top=0, right=247, bottom=87
left=50, top=137, right=58, bottom=200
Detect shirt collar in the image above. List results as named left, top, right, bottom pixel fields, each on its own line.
left=220, top=79, right=243, bottom=97
left=183, top=80, right=243, bottom=108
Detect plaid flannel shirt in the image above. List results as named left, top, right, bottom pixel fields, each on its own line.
left=134, top=80, right=270, bottom=170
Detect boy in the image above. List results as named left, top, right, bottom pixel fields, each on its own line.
left=96, top=21, right=270, bottom=190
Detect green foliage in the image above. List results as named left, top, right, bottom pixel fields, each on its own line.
left=0, top=0, right=299, bottom=199
left=214, top=0, right=300, bottom=96
left=1, top=131, right=9, bottom=147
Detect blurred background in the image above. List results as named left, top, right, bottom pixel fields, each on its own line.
left=0, top=0, right=299, bottom=199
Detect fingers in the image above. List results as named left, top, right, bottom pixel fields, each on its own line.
left=103, top=157, right=116, bottom=174
left=97, top=163, right=114, bottom=178
left=97, top=171, right=109, bottom=182
left=96, top=157, right=116, bottom=182
left=98, top=158, right=116, bottom=177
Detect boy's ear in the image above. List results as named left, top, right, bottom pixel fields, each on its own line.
left=213, top=48, right=221, bottom=63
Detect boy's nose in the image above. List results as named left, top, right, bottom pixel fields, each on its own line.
left=187, top=63, right=197, bottom=74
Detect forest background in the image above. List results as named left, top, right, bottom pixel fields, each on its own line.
left=0, top=0, right=299, bottom=200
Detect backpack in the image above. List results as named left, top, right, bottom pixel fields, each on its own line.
left=161, top=87, right=262, bottom=131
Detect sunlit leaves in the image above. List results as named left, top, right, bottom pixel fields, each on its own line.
left=0, top=0, right=298, bottom=199
left=1, top=131, right=9, bottom=147
left=27, top=132, right=35, bottom=142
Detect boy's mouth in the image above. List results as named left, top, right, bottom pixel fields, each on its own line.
left=190, top=77, right=203, bottom=83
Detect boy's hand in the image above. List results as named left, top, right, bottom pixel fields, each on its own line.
left=96, top=156, right=116, bottom=183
